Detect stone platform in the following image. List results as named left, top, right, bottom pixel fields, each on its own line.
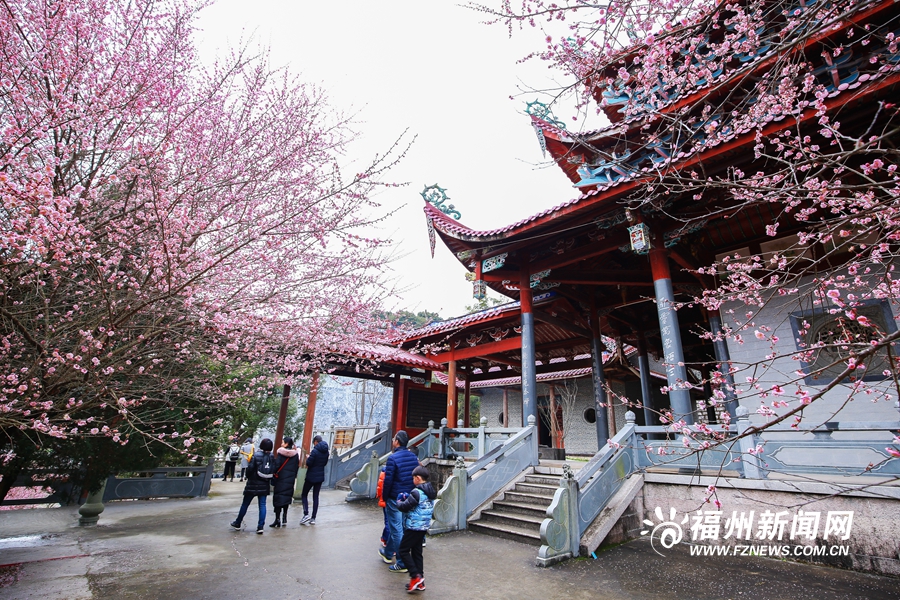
left=0, top=479, right=897, bottom=599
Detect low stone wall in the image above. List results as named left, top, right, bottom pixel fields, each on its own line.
left=599, top=477, right=900, bottom=577
left=422, top=458, right=456, bottom=491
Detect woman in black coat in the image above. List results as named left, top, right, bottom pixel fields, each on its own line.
left=270, top=437, right=300, bottom=527
left=299, top=435, right=329, bottom=525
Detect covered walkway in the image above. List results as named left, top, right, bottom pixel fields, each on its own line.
left=0, top=480, right=897, bottom=599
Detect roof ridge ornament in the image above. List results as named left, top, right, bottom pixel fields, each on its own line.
left=526, top=100, right=566, bottom=158
left=421, top=184, right=461, bottom=220
left=526, top=100, right=566, bottom=130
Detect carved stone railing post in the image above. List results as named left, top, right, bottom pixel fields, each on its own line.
left=440, top=417, right=449, bottom=459
left=430, top=457, right=468, bottom=534
left=537, top=464, right=579, bottom=567
left=625, top=411, right=642, bottom=468
left=527, top=414, right=539, bottom=466
left=347, top=450, right=381, bottom=501
left=478, top=416, right=488, bottom=457
left=737, top=406, right=762, bottom=479
left=323, top=446, right=339, bottom=488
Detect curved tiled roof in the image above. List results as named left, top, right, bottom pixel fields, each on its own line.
left=343, top=342, right=444, bottom=371
left=391, top=292, right=559, bottom=343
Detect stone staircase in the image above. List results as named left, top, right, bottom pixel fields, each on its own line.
left=467, top=463, right=569, bottom=545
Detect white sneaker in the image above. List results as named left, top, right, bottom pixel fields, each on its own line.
left=299, top=514, right=312, bottom=525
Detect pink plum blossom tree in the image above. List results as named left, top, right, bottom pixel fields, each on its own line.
left=0, top=0, right=403, bottom=499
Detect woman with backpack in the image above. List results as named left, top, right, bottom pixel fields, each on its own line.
left=230, top=437, right=275, bottom=534
left=223, top=441, right=240, bottom=482
left=270, top=437, right=300, bottom=528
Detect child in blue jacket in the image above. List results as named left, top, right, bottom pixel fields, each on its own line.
left=396, top=465, right=436, bottom=593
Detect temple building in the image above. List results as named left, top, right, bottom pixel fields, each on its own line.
left=383, top=0, right=900, bottom=453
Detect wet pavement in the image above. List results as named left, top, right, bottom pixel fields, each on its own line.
left=0, top=480, right=897, bottom=599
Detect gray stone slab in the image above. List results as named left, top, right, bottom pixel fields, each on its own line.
left=0, top=479, right=897, bottom=599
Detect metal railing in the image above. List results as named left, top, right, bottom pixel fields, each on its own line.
left=429, top=416, right=539, bottom=533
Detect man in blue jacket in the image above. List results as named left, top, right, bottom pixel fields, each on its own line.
left=378, top=430, right=419, bottom=572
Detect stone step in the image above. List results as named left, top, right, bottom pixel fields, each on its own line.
left=513, top=482, right=559, bottom=497
left=468, top=519, right=542, bottom=545
left=491, top=500, right=549, bottom=518
left=503, top=490, right=555, bottom=507
left=521, top=474, right=562, bottom=487
left=478, top=509, right=544, bottom=531
left=534, top=462, right=584, bottom=476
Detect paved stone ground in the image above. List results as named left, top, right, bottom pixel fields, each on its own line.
left=0, top=480, right=897, bottom=600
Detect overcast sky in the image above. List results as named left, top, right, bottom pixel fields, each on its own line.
left=197, top=1, right=605, bottom=319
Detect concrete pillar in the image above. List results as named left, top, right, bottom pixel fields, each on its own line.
left=637, top=336, right=656, bottom=427
left=502, top=388, right=509, bottom=427
left=549, top=383, right=558, bottom=448
left=520, top=270, right=538, bottom=428
left=590, top=302, right=611, bottom=446
left=709, top=311, right=739, bottom=419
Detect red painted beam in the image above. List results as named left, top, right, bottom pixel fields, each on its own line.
left=429, top=335, right=523, bottom=364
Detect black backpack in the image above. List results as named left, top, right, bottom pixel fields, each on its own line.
left=256, top=452, right=275, bottom=479
left=229, top=449, right=240, bottom=461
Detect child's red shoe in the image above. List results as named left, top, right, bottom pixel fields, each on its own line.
left=406, top=576, right=425, bottom=593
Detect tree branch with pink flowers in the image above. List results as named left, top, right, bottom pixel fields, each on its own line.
left=0, top=0, right=405, bottom=499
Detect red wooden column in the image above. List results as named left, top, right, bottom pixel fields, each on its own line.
left=390, top=373, right=401, bottom=437
left=301, top=373, right=320, bottom=453
left=649, top=242, right=693, bottom=424
left=446, top=359, right=457, bottom=425
left=274, top=384, right=291, bottom=449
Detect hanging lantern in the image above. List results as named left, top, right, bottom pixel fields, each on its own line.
left=628, top=222, right=651, bottom=252
left=473, top=279, right=486, bottom=300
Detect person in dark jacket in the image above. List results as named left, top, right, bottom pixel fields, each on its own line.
left=378, top=430, right=420, bottom=572
left=397, top=465, right=436, bottom=593
left=270, top=437, right=300, bottom=527
left=230, top=437, right=274, bottom=534
left=299, top=435, right=329, bottom=525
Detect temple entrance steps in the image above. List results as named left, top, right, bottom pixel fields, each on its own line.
left=467, top=461, right=582, bottom=545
